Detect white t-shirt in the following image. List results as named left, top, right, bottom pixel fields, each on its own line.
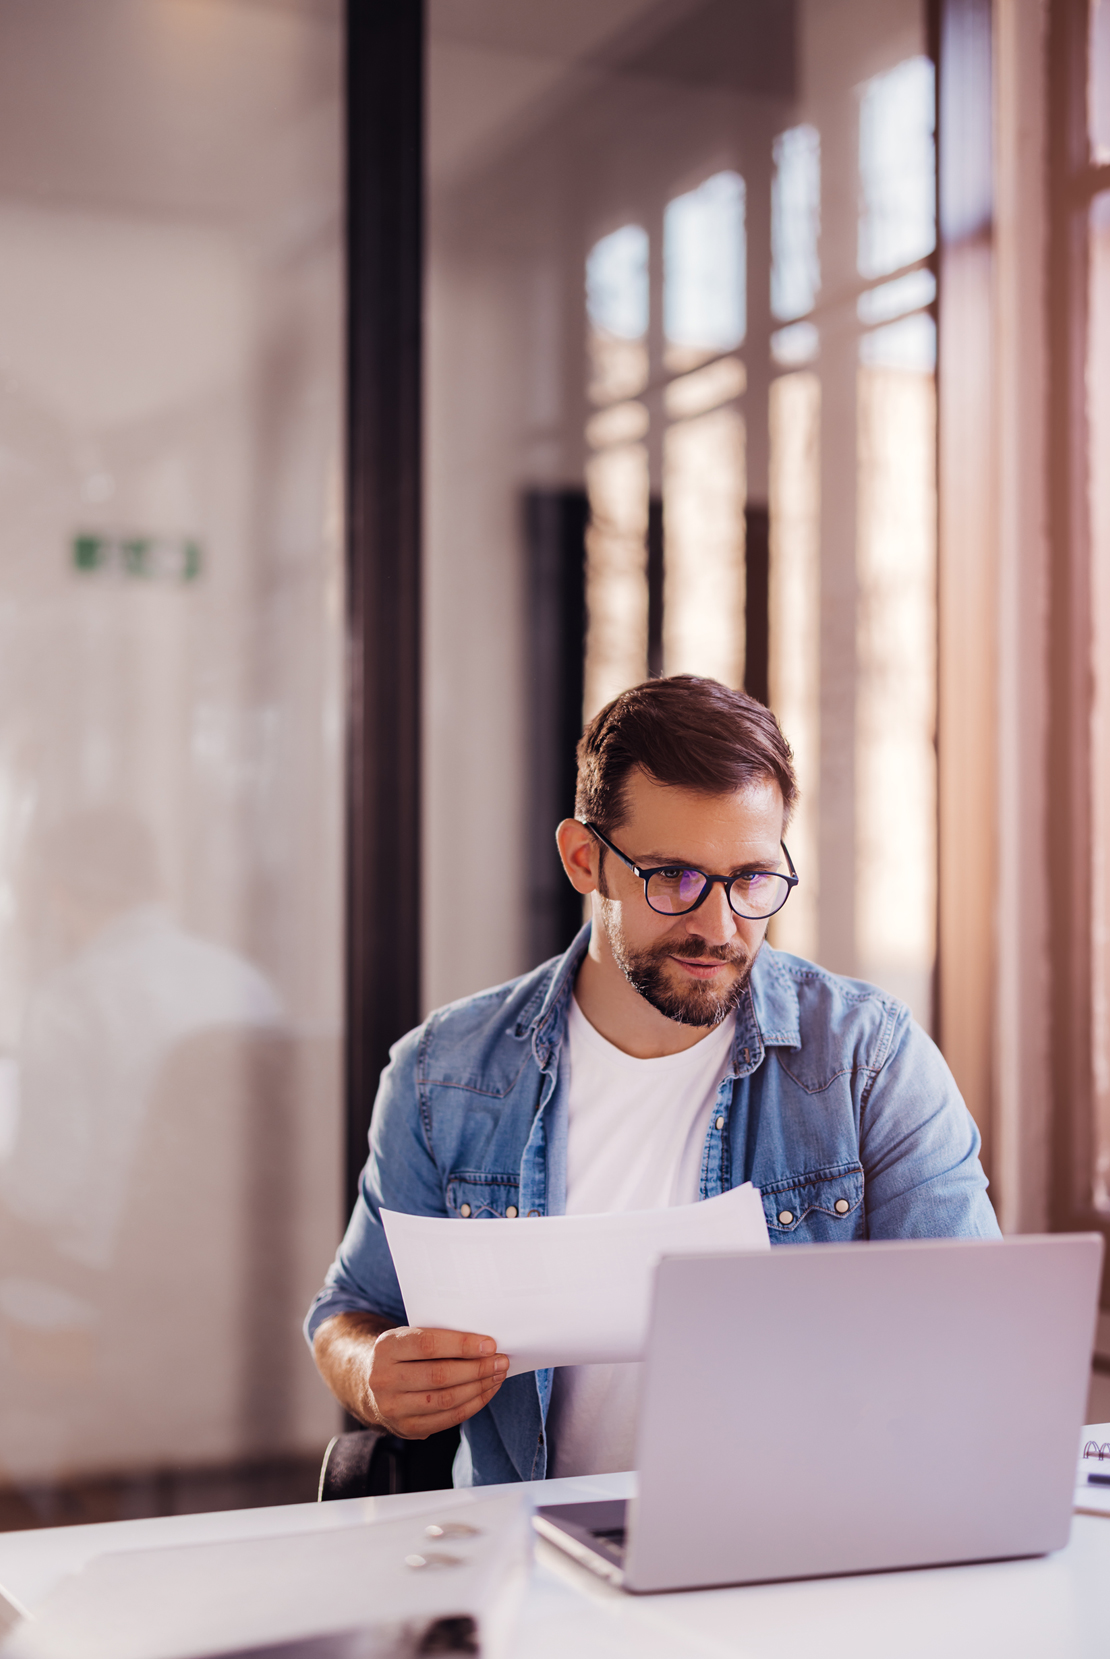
left=546, top=994, right=736, bottom=1478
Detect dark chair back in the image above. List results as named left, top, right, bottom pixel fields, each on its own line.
left=318, top=1425, right=460, bottom=1500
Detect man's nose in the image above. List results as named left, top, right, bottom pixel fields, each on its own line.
left=686, top=882, right=737, bottom=947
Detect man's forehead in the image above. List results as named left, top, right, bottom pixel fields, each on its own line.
left=618, top=768, right=784, bottom=847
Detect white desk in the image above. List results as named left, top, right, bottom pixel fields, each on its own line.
left=3, top=1433, right=1109, bottom=1659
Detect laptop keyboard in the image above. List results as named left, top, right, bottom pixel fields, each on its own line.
left=591, top=1526, right=627, bottom=1545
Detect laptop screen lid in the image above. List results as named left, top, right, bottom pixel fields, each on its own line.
left=624, top=1234, right=1102, bottom=1593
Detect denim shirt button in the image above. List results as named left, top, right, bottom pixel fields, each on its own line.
left=778, top=1209, right=794, bottom=1225
left=715, top=1116, right=725, bottom=1131
left=506, top=1205, right=518, bottom=1218
left=834, top=1198, right=850, bottom=1215
left=459, top=1203, right=471, bottom=1217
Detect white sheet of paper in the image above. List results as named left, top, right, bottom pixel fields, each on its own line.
left=381, top=1183, right=769, bottom=1377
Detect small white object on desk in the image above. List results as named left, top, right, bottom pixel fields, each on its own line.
left=381, top=1181, right=769, bottom=1376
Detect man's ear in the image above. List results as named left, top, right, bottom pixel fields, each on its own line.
left=556, top=819, right=600, bottom=894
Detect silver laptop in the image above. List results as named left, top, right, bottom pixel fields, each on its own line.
left=533, top=1234, right=1103, bottom=1593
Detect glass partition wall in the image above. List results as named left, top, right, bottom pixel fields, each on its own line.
left=0, top=0, right=343, bottom=1524
left=425, top=0, right=939, bottom=1025
left=0, top=0, right=960, bottom=1529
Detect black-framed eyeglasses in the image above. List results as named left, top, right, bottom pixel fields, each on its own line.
left=582, top=821, right=799, bottom=921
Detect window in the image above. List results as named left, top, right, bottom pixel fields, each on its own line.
left=583, top=225, right=651, bottom=719
left=425, top=0, right=941, bottom=1036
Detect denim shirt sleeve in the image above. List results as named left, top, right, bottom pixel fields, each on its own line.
left=303, top=1023, right=441, bottom=1346
left=860, top=1007, right=1000, bottom=1240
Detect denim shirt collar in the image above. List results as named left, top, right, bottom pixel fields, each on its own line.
left=747, top=944, right=803, bottom=1051
left=516, top=923, right=591, bottom=1069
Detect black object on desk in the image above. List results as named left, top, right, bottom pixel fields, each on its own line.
left=152, top=1619, right=478, bottom=1657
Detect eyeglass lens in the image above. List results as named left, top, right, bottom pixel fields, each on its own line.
left=644, top=868, right=790, bottom=919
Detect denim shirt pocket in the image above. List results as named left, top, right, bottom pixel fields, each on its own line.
left=760, top=1162, right=865, bottom=1242
left=445, top=1171, right=522, bottom=1219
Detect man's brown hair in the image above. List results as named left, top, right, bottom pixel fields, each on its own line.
left=574, top=675, right=797, bottom=833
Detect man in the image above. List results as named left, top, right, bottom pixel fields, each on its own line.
left=306, top=676, right=999, bottom=1486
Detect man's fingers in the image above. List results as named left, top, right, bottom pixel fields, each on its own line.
left=365, top=1327, right=507, bottom=1438
left=391, top=1377, right=505, bottom=1439
left=399, top=1373, right=504, bottom=1417
left=382, top=1327, right=501, bottom=1363
left=398, top=1354, right=508, bottom=1392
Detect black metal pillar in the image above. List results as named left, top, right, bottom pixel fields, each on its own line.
left=345, top=0, right=423, bottom=1211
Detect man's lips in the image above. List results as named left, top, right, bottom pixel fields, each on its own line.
left=668, top=954, right=737, bottom=980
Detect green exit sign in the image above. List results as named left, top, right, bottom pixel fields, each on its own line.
left=72, top=533, right=202, bottom=582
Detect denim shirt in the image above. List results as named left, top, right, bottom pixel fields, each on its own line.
left=305, top=926, right=999, bottom=1487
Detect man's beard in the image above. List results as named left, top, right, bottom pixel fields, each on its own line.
left=610, top=929, right=755, bottom=1027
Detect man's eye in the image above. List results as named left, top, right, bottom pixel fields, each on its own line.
left=659, top=867, right=688, bottom=881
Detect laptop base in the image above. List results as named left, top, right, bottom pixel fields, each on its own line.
left=532, top=1500, right=628, bottom=1587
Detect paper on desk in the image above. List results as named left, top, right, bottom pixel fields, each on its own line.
left=381, top=1182, right=769, bottom=1377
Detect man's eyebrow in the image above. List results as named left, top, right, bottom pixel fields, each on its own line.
left=637, top=849, right=780, bottom=871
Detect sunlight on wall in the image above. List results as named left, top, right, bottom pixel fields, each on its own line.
left=660, top=170, right=747, bottom=686
left=586, top=222, right=651, bottom=406
left=855, top=357, right=937, bottom=1018
left=849, top=51, right=938, bottom=1025
left=583, top=222, right=651, bottom=721
left=662, top=405, right=746, bottom=685
left=664, top=171, right=746, bottom=370
left=767, top=116, right=822, bottom=959
left=772, top=125, right=821, bottom=324
left=858, top=56, right=936, bottom=281
left=583, top=440, right=650, bottom=720
left=768, top=370, right=820, bottom=959
left=584, top=178, right=750, bottom=713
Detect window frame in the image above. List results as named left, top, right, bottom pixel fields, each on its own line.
left=1046, top=0, right=1110, bottom=1277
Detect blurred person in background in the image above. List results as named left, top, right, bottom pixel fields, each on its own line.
left=0, top=808, right=282, bottom=1271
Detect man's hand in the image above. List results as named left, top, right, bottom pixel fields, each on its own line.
left=313, top=1311, right=509, bottom=1439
